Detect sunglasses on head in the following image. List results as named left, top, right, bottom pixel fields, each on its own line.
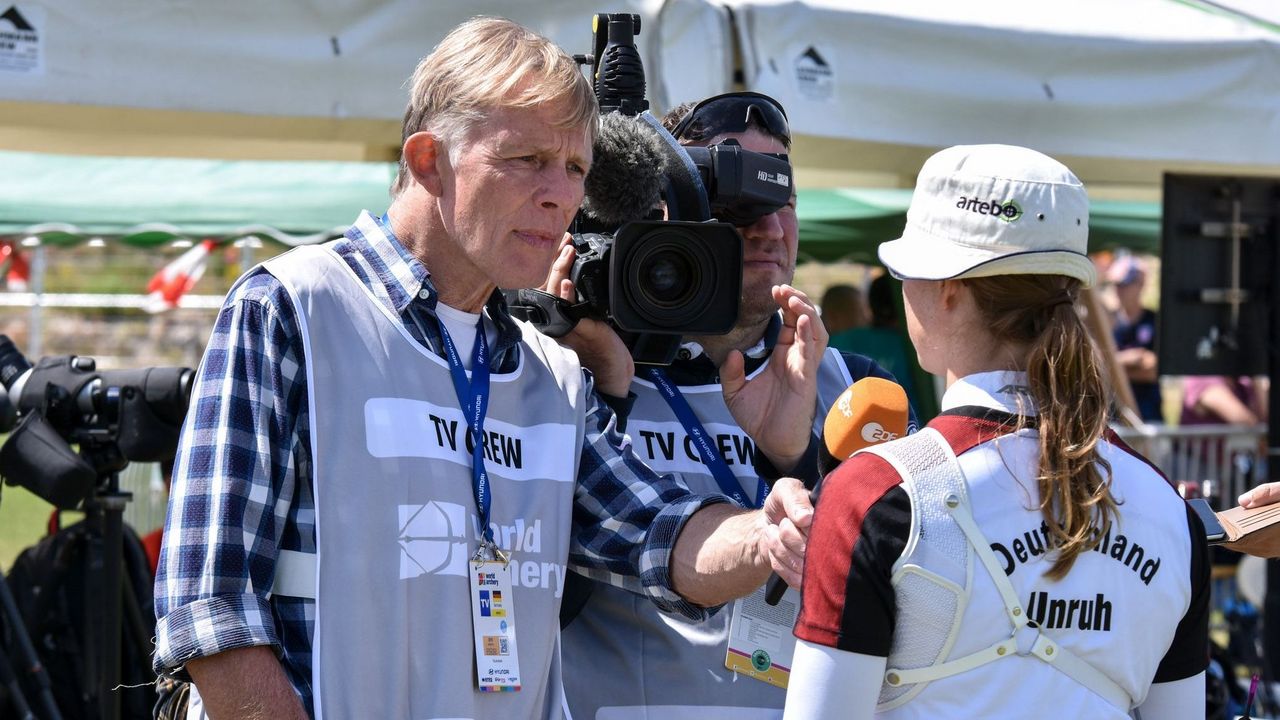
left=670, top=91, right=791, bottom=147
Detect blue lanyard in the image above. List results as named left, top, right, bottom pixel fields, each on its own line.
left=438, top=316, right=495, bottom=546
left=645, top=367, right=767, bottom=509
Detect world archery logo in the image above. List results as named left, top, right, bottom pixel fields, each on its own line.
left=398, top=501, right=470, bottom=579
left=398, top=502, right=562, bottom=595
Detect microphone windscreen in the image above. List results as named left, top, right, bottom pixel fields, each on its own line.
left=823, top=377, right=910, bottom=463
left=582, top=112, right=669, bottom=227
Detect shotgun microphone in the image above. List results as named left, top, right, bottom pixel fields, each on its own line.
left=764, top=376, right=910, bottom=605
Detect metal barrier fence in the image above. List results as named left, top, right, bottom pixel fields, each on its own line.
left=1113, top=423, right=1269, bottom=509
left=116, top=424, right=1269, bottom=538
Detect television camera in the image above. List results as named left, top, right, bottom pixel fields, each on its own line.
left=507, top=13, right=794, bottom=365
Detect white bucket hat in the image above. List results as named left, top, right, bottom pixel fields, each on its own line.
left=878, top=144, right=1096, bottom=287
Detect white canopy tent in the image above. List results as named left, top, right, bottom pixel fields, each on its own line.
left=652, top=0, right=1280, bottom=192
left=0, top=1, right=706, bottom=128
left=706, top=0, right=1280, bottom=167
left=2, top=0, right=1276, bottom=192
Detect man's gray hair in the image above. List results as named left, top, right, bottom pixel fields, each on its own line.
left=392, top=16, right=598, bottom=195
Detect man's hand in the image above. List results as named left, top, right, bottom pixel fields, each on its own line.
left=761, top=476, right=813, bottom=588
left=542, top=236, right=635, bottom=397
left=671, top=477, right=814, bottom=605
left=721, top=285, right=828, bottom=471
left=187, top=646, right=308, bottom=720
left=1239, top=482, right=1280, bottom=509
left=1220, top=484, right=1280, bottom=558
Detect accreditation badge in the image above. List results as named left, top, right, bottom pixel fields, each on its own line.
left=470, top=551, right=522, bottom=692
left=724, top=584, right=800, bottom=688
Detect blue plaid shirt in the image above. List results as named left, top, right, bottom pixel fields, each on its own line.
left=153, top=212, right=724, bottom=714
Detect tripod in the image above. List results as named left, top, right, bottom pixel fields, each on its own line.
left=0, top=563, right=62, bottom=720
left=1, top=466, right=154, bottom=720
left=81, top=471, right=151, bottom=720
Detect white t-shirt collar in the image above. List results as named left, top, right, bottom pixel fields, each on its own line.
left=940, top=370, right=1038, bottom=416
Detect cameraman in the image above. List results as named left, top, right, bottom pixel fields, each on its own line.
left=152, top=20, right=821, bottom=720
left=557, top=92, right=912, bottom=720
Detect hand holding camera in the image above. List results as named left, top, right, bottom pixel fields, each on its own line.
left=542, top=235, right=636, bottom=397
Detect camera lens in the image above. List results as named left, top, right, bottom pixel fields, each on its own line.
left=641, top=251, right=694, bottom=307
left=621, top=227, right=718, bottom=328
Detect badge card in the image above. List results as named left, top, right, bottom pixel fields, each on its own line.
left=470, top=559, right=522, bottom=692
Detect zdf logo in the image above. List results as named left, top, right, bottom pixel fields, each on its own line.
left=860, top=421, right=898, bottom=444
left=836, top=392, right=853, bottom=418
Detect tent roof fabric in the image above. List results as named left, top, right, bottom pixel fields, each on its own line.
left=4, top=1, right=1276, bottom=171
left=724, top=0, right=1280, bottom=168
left=0, top=150, right=396, bottom=246
left=0, top=150, right=1159, bottom=261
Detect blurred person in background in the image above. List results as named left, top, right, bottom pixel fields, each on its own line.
left=830, top=272, right=922, bottom=414
left=1181, top=375, right=1269, bottom=429
left=1179, top=374, right=1269, bottom=504
left=1107, top=253, right=1163, bottom=423
left=820, top=283, right=868, bottom=335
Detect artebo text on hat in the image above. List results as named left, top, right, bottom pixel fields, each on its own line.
left=956, top=196, right=1023, bottom=222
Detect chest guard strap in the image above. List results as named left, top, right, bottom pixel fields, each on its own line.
left=870, top=429, right=1133, bottom=711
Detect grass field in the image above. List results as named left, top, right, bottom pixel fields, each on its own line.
left=0, top=484, right=54, bottom=571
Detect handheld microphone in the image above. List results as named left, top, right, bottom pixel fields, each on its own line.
left=763, top=376, right=910, bottom=605
left=582, top=112, right=669, bottom=227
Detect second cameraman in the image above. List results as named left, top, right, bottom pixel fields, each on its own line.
left=555, top=92, right=914, bottom=719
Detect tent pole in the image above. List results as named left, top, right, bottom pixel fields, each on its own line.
left=239, top=237, right=255, bottom=275
left=28, top=243, right=45, bottom=356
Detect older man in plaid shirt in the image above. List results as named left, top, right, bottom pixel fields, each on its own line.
left=153, top=17, right=823, bottom=720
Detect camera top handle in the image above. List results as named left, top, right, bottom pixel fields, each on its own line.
left=584, top=13, right=647, bottom=117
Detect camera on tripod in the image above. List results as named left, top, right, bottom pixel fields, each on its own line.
left=0, top=333, right=192, bottom=720
left=508, top=12, right=793, bottom=365
left=0, top=334, right=193, bottom=510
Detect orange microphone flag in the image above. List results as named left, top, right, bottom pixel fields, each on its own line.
left=823, top=376, right=911, bottom=462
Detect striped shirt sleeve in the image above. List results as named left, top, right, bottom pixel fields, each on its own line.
left=568, top=372, right=730, bottom=621
left=153, top=269, right=310, bottom=677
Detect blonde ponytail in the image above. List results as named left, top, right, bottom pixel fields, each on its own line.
left=964, top=275, right=1117, bottom=580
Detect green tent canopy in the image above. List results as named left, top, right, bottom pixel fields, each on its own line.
left=794, top=188, right=1161, bottom=264
left=0, top=150, right=397, bottom=247
left=0, top=150, right=1160, bottom=259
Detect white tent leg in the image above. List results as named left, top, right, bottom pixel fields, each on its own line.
left=28, top=244, right=45, bottom=356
